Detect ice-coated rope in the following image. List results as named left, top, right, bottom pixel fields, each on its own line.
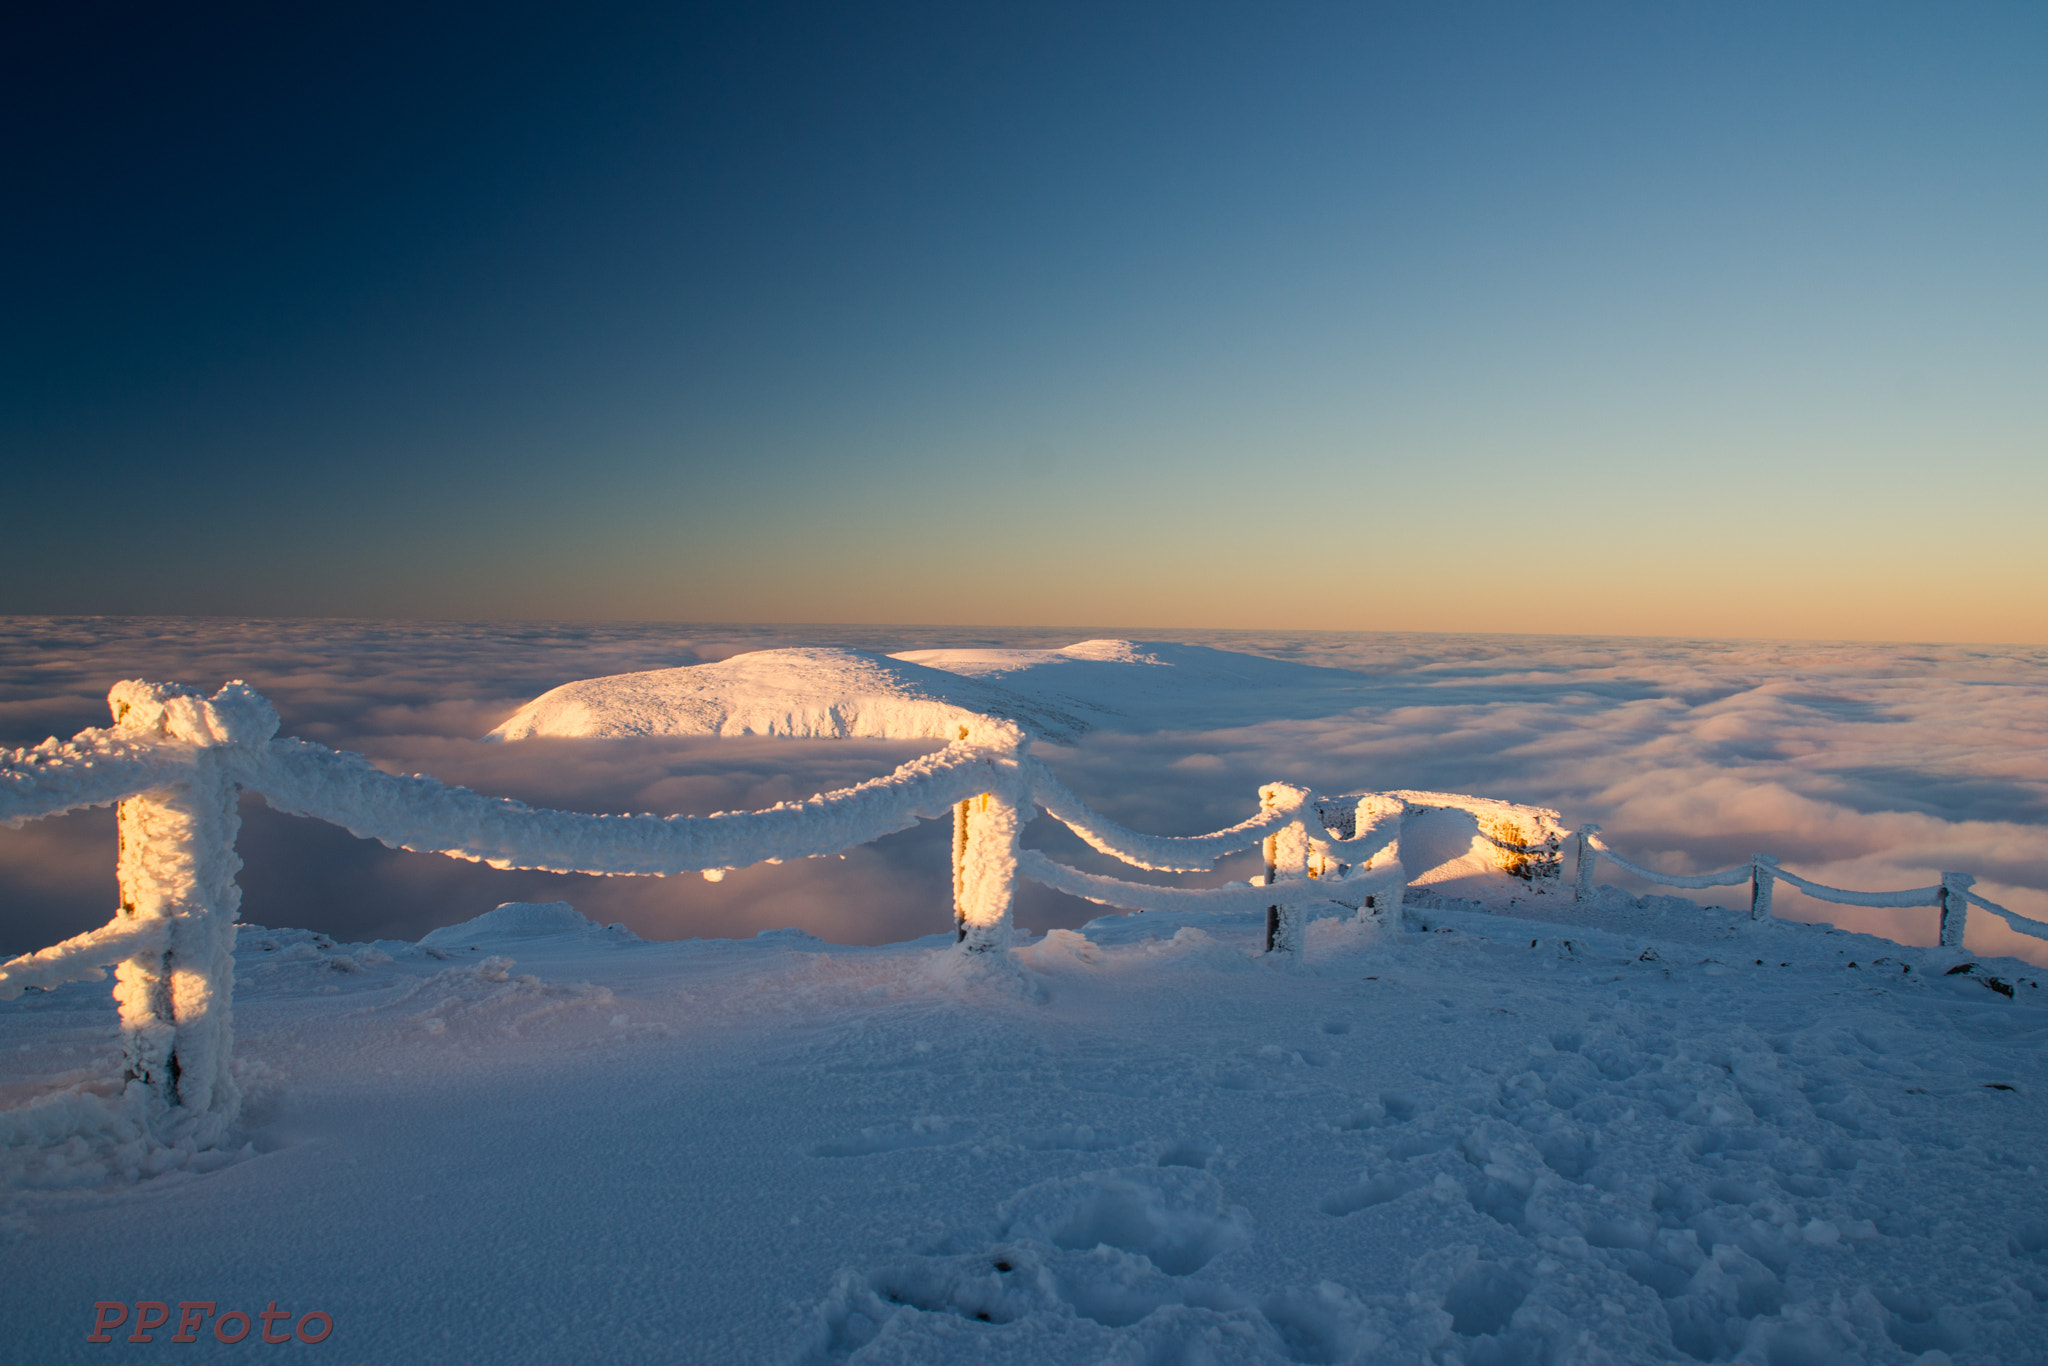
left=0, top=916, right=167, bottom=1000
left=1021, top=760, right=1301, bottom=871
left=1584, top=832, right=1967, bottom=912
left=1965, top=890, right=2048, bottom=942
left=1014, top=848, right=1406, bottom=915
left=240, top=736, right=1011, bottom=876
left=0, top=729, right=202, bottom=825
left=1583, top=834, right=1753, bottom=889
left=1766, top=865, right=1941, bottom=909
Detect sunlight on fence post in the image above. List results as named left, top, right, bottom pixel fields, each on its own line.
left=953, top=792, right=1019, bottom=953
left=951, top=797, right=971, bottom=934
left=105, top=681, right=278, bottom=1143
left=1353, top=795, right=1406, bottom=920
left=1939, top=872, right=1975, bottom=948
left=1750, top=854, right=1778, bottom=921
left=1261, top=786, right=1309, bottom=958
left=1574, top=825, right=1600, bottom=902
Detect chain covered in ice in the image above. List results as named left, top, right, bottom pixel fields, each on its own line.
left=1583, top=833, right=1756, bottom=890
left=1966, top=890, right=2048, bottom=942
left=1015, top=848, right=1407, bottom=915
left=1022, top=761, right=1302, bottom=870
left=0, top=917, right=165, bottom=1000
left=1767, top=864, right=1942, bottom=909
left=241, top=732, right=1016, bottom=877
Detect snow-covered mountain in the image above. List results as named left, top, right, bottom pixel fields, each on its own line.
left=487, top=639, right=1373, bottom=743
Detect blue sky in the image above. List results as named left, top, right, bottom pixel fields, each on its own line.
left=5, top=2, right=2043, bottom=639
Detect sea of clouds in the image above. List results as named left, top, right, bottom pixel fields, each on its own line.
left=2, top=618, right=2043, bottom=965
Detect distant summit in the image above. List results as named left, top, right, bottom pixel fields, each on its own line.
left=485, top=645, right=1090, bottom=742
left=487, top=640, right=1369, bottom=743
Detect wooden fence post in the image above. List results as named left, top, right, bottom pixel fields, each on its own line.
left=1263, top=801, right=1309, bottom=958
left=952, top=797, right=971, bottom=936
left=1574, top=825, right=1600, bottom=902
left=106, top=681, right=277, bottom=1143
left=1750, top=854, right=1779, bottom=920
left=953, top=792, right=1019, bottom=953
left=1939, top=872, right=1975, bottom=948
left=1352, top=795, right=1406, bottom=921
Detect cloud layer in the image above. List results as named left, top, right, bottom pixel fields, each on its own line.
left=3, top=619, right=2043, bottom=965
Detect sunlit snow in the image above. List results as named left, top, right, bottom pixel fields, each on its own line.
left=3, top=625, right=2045, bottom=1364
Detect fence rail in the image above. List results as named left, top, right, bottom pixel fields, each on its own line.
left=4, top=679, right=2044, bottom=1145
left=1573, top=828, right=2047, bottom=946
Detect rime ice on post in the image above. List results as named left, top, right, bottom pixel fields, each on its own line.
left=1939, top=872, right=1975, bottom=947
left=953, top=790, right=1020, bottom=953
left=1261, top=784, right=1311, bottom=958
left=1750, top=854, right=1779, bottom=920
left=1352, top=794, right=1407, bottom=920
left=947, top=720, right=1028, bottom=954
left=1574, top=825, right=1600, bottom=902
left=106, top=681, right=278, bottom=1143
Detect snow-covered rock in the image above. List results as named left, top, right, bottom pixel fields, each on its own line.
left=418, top=901, right=641, bottom=949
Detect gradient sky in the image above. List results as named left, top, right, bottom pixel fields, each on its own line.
left=5, top=2, right=2044, bottom=640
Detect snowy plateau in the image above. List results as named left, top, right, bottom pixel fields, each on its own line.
left=2, top=630, right=2046, bottom=1365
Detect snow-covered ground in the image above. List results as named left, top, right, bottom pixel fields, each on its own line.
left=3, top=622, right=2047, bottom=1362
left=4, top=894, right=2044, bottom=1363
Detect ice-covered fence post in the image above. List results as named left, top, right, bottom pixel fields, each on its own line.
left=953, top=792, right=1020, bottom=953
left=952, top=797, right=971, bottom=930
left=1574, top=825, right=1600, bottom=902
left=1354, top=794, right=1407, bottom=921
left=1261, top=784, right=1308, bottom=958
left=1939, top=872, right=1975, bottom=948
left=105, top=681, right=278, bottom=1144
left=1750, top=854, right=1779, bottom=921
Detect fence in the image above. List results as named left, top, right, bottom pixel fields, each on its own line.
left=1571, top=825, right=2047, bottom=949
left=2, top=679, right=2042, bottom=1144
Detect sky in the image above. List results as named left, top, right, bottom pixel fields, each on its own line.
left=4, top=1, right=2045, bottom=640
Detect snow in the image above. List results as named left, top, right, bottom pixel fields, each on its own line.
left=5, top=632, right=2048, bottom=1362
left=4, top=894, right=2043, bottom=1363
left=415, top=899, right=640, bottom=948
